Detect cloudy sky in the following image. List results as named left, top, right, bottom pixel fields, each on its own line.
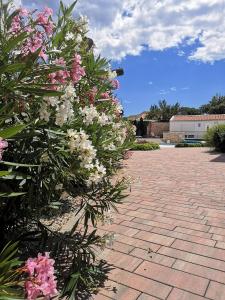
left=18, top=0, right=225, bottom=115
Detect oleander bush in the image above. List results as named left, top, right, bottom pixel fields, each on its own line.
left=175, top=143, right=205, bottom=148
left=204, top=124, right=225, bottom=152
left=131, top=142, right=160, bottom=151
left=0, top=1, right=135, bottom=299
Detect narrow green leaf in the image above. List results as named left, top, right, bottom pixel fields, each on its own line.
left=0, top=63, right=25, bottom=74
left=0, top=192, right=27, bottom=197
left=3, top=32, right=28, bottom=53
left=0, top=124, right=26, bottom=139
left=0, top=161, right=39, bottom=167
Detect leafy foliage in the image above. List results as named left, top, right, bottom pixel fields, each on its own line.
left=131, top=141, right=160, bottom=151
left=0, top=1, right=135, bottom=299
left=175, top=143, right=205, bottom=148
left=204, top=124, right=225, bottom=152
left=200, top=95, right=225, bottom=114
left=145, top=100, right=180, bottom=121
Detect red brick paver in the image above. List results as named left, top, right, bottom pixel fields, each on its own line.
left=94, top=148, right=225, bottom=300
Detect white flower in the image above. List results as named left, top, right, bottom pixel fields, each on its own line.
left=64, top=84, right=76, bottom=98
left=115, top=103, right=123, bottom=114
left=104, top=143, right=116, bottom=151
left=108, top=70, right=117, bottom=79
left=45, top=96, right=59, bottom=107
left=76, top=34, right=82, bottom=44
left=39, top=103, right=50, bottom=122
left=55, top=99, right=74, bottom=127
left=50, top=47, right=62, bottom=53
left=65, top=32, right=74, bottom=41
left=98, top=113, right=109, bottom=125
left=79, top=105, right=99, bottom=125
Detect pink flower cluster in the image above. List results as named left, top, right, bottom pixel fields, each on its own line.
left=10, top=15, right=21, bottom=34
left=22, top=31, right=47, bottom=60
left=70, top=54, right=86, bottom=84
left=10, top=8, right=30, bottom=34
left=48, top=58, right=70, bottom=88
left=25, top=253, right=58, bottom=300
left=88, top=86, right=98, bottom=104
left=100, top=92, right=110, bottom=99
left=110, top=79, right=120, bottom=90
left=36, top=7, right=54, bottom=36
left=0, top=139, right=8, bottom=160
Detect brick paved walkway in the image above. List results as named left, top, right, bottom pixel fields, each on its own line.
left=94, top=148, right=225, bottom=300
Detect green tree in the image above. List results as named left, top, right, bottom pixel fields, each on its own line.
left=200, top=95, right=225, bottom=114
left=179, top=106, right=200, bottom=115
left=145, top=100, right=180, bottom=121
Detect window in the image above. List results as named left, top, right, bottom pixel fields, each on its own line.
left=188, top=135, right=194, bottom=138
left=198, top=123, right=201, bottom=127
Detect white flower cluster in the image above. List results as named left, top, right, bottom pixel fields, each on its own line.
left=108, top=70, right=117, bottom=79
left=86, top=161, right=106, bottom=186
left=65, top=32, right=82, bottom=44
left=67, top=129, right=106, bottom=185
left=115, top=102, right=123, bottom=114
left=67, top=129, right=96, bottom=169
left=112, top=123, right=127, bottom=145
left=79, top=105, right=99, bottom=125
left=39, top=85, right=77, bottom=126
left=103, top=143, right=116, bottom=151
left=79, top=105, right=110, bottom=126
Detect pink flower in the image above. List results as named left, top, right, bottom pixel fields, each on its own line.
left=70, top=54, right=85, bottom=84
left=10, top=15, right=21, bottom=33
left=25, top=253, right=58, bottom=300
left=0, top=139, right=8, bottom=161
left=43, top=7, right=53, bottom=17
left=88, top=87, right=98, bottom=104
left=19, top=8, right=29, bottom=17
left=48, top=58, right=70, bottom=87
left=36, top=7, right=54, bottom=36
left=100, top=92, right=110, bottom=99
left=54, top=57, right=66, bottom=66
left=110, top=79, right=120, bottom=90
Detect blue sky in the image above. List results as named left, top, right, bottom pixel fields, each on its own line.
left=18, top=0, right=225, bottom=116
left=113, top=46, right=225, bottom=116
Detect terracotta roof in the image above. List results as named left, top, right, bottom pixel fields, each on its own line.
left=171, top=114, right=225, bottom=121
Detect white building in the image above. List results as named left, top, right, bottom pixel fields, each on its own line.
left=169, top=114, right=225, bottom=139
left=163, top=114, right=225, bottom=143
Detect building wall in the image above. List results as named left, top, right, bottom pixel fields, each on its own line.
left=148, top=122, right=169, bottom=137
left=170, top=120, right=225, bottom=138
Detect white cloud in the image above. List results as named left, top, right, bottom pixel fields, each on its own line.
left=170, top=87, right=177, bottom=92
left=19, top=0, right=225, bottom=63
left=177, top=50, right=185, bottom=57
left=148, top=81, right=153, bottom=85
left=181, top=87, right=190, bottom=90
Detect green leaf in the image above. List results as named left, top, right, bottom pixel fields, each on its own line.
left=0, top=192, right=27, bottom=198
left=16, top=86, right=63, bottom=97
left=0, top=161, right=39, bottom=167
left=0, top=171, right=11, bottom=177
left=1, top=172, right=32, bottom=180
left=66, top=1, right=78, bottom=17
left=0, top=124, right=26, bottom=139
left=3, top=32, right=28, bottom=54
left=0, top=63, right=25, bottom=74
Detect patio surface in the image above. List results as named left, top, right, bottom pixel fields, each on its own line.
left=94, top=148, right=225, bottom=300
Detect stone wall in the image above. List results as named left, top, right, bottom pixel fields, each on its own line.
left=147, top=122, right=169, bottom=138
left=163, top=132, right=184, bottom=143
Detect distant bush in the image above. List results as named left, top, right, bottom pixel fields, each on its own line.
left=175, top=143, right=205, bottom=148
left=204, top=124, right=225, bottom=152
left=131, top=142, right=160, bottom=151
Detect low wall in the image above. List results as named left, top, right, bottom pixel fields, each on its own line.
left=147, top=122, right=169, bottom=138
left=163, top=132, right=184, bottom=143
